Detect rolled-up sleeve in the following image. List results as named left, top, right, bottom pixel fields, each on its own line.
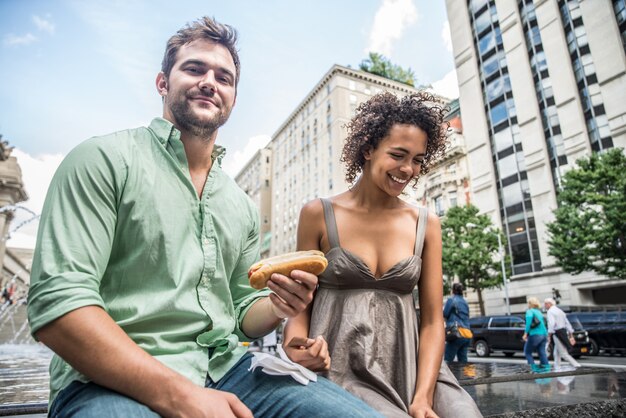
left=28, top=138, right=124, bottom=337
left=229, top=210, right=271, bottom=341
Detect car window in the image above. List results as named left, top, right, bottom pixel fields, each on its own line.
left=509, top=317, right=526, bottom=328
left=576, top=313, right=602, bottom=325
left=567, top=315, right=584, bottom=331
left=490, top=317, right=509, bottom=328
left=604, top=313, right=618, bottom=324
left=469, top=317, right=488, bottom=328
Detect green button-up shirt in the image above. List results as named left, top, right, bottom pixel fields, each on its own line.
left=28, top=118, right=270, bottom=403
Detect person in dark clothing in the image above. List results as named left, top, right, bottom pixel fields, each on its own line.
left=443, top=283, right=471, bottom=363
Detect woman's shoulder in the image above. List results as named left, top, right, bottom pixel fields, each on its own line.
left=300, top=198, right=324, bottom=218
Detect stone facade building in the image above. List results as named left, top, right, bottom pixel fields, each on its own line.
left=235, top=148, right=273, bottom=258
left=0, top=139, right=30, bottom=304
left=412, top=99, right=472, bottom=216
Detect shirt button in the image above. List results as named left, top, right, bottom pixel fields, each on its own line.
left=203, top=238, right=209, bottom=245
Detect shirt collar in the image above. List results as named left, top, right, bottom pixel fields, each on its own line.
left=148, top=117, right=227, bottom=167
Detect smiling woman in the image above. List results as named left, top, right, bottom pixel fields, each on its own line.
left=283, top=92, right=484, bottom=418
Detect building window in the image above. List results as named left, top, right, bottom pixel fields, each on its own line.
left=614, top=0, right=626, bottom=53
left=449, top=191, right=457, bottom=208
left=434, top=195, right=445, bottom=216
left=448, top=163, right=456, bottom=175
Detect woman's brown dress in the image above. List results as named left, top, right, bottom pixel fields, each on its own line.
left=308, top=198, right=483, bottom=418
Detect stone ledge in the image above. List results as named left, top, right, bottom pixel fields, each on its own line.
left=487, top=398, right=625, bottom=418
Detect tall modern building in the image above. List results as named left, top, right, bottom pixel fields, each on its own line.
left=445, top=0, right=626, bottom=312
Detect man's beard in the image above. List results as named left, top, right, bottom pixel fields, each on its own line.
left=168, top=92, right=231, bottom=139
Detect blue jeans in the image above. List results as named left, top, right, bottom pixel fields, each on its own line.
left=444, top=338, right=470, bottom=363
left=524, top=334, right=549, bottom=366
left=49, top=353, right=382, bottom=418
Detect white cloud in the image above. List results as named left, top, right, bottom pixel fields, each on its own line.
left=221, top=135, right=272, bottom=178
left=33, top=15, right=55, bottom=34
left=428, top=69, right=459, bottom=100
left=3, top=33, right=37, bottom=47
left=442, top=20, right=452, bottom=52
left=6, top=149, right=65, bottom=249
left=367, top=0, right=418, bottom=56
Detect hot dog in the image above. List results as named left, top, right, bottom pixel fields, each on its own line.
left=248, top=250, right=328, bottom=289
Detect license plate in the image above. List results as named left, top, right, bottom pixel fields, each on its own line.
left=581, top=347, right=588, bottom=353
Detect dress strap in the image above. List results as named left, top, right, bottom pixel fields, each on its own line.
left=320, top=198, right=340, bottom=248
left=414, top=207, right=428, bottom=256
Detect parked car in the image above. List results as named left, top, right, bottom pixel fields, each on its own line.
left=565, top=311, right=626, bottom=356
left=469, top=315, right=591, bottom=358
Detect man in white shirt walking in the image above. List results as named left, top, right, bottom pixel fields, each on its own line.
left=544, top=298, right=581, bottom=369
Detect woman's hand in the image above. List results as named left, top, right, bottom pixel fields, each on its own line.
left=522, top=332, right=528, bottom=342
left=409, top=400, right=440, bottom=418
left=283, top=335, right=331, bottom=372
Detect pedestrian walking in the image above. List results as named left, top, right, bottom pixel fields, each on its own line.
left=522, top=297, right=549, bottom=370
left=544, top=298, right=581, bottom=369
left=443, top=283, right=472, bottom=364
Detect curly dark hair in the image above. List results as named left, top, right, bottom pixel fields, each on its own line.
left=341, top=91, right=449, bottom=187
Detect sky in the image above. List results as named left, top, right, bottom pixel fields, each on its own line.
left=0, top=0, right=458, bottom=249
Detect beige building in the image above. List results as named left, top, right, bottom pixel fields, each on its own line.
left=445, top=0, right=626, bottom=313
left=0, top=140, right=30, bottom=300
left=237, top=64, right=440, bottom=256
left=235, top=148, right=273, bottom=258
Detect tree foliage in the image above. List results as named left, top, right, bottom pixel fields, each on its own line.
left=547, top=148, right=626, bottom=279
left=359, top=52, right=416, bottom=87
left=441, top=205, right=508, bottom=315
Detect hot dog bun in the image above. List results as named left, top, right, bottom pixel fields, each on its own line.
left=248, top=250, right=328, bottom=289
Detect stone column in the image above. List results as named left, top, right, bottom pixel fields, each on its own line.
left=0, top=139, right=29, bottom=277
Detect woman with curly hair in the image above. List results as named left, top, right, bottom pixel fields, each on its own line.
left=283, top=92, right=482, bottom=418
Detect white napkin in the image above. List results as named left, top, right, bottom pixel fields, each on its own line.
left=248, top=345, right=318, bottom=385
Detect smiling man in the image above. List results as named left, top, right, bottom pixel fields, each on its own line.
left=27, top=16, right=381, bottom=418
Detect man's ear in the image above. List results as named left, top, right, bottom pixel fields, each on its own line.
left=156, top=72, right=168, bottom=97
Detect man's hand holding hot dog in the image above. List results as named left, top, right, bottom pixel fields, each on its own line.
left=241, top=251, right=327, bottom=339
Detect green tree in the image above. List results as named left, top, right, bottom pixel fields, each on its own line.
left=359, top=52, right=416, bottom=87
left=547, top=148, right=626, bottom=279
left=441, top=205, right=508, bottom=315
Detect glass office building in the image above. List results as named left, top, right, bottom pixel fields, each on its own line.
left=446, top=0, right=626, bottom=311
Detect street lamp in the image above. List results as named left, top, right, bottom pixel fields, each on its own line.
left=466, top=223, right=511, bottom=315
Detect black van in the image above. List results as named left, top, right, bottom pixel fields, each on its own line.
left=566, top=311, right=626, bottom=356
left=469, top=315, right=591, bottom=358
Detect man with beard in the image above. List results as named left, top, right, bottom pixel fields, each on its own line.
left=27, top=17, right=381, bottom=418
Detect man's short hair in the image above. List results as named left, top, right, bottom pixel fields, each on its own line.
left=452, top=282, right=464, bottom=295
left=161, top=16, right=240, bottom=86
left=544, top=298, right=556, bottom=306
